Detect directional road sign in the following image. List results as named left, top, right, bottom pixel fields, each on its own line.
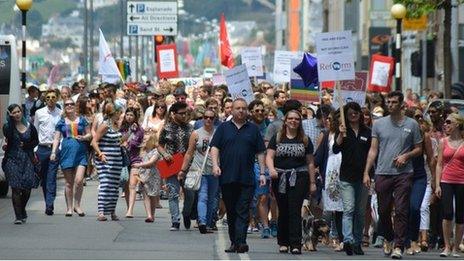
left=127, top=1, right=177, bottom=36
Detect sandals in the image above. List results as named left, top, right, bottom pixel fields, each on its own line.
left=74, top=208, right=86, bottom=217
left=362, top=234, right=370, bottom=247
left=97, top=214, right=107, bottom=221
left=279, top=246, right=288, bottom=253
left=111, top=214, right=119, bottom=221
left=145, top=217, right=154, bottom=223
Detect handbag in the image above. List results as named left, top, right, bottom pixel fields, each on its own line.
left=184, top=146, right=210, bottom=191
left=121, top=147, right=131, bottom=167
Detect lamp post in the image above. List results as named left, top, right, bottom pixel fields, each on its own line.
left=390, top=3, right=407, bottom=92
left=16, top=0, right=33, bottom=90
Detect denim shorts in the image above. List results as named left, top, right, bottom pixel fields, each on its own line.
left=253, top=163, right=270, bottom=196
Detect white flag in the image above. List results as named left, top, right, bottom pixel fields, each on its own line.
left=98, top=28, right=122, bottom=83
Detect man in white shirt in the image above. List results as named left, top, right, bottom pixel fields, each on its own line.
left=34, top=89, right=62, bottom=216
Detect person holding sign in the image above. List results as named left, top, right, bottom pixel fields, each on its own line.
left=333, top=102, right=372, bottom=255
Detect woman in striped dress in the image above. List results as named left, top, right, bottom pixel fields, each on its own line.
left=91, top=102, right=124, bottom=221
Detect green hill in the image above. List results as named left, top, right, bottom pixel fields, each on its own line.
left=0, top=0, right=77, bottom=25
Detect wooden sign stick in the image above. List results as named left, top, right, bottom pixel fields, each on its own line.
left=336, top=81, right=347, bottom=137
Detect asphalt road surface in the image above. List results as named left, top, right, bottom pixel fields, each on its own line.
left=0, top=178, right=451, bottom=260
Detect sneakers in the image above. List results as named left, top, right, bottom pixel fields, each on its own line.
left=353, top=244, right=364, bottom=255
left=199, top=224, right=207, bottom=234
left=247, top=226, right=253, bottom=234
left=261, top=228, right=271, bottom=239
left=270, top=221, right=278, bottom=237
left=170, top=222, right=180, bottom=231
left=383, top=241, right=393, bottom=256
left=391, top=247, right=403, bottom=259
left=343, top=242, right=353, bottom=256
left=374, top=236, right=384, bottom=248
left=252, top=227, right=259, bottom=233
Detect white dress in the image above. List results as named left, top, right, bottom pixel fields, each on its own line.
left=322, top=133, right=344, bottom=212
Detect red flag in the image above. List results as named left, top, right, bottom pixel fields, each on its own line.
left=219, top=13, right=234, bottom=68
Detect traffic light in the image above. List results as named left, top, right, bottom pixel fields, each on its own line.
left=154, top=35, right=165, bottom=63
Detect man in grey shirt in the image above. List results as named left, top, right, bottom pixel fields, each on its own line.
left=363, top=91, right=422, bottom=259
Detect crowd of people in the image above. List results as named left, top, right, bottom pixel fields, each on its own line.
left=1, top=77, right=464, bottom=259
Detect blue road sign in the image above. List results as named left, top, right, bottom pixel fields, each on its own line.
left=136, top=4, right=145, bottom=13
left=129, top=25, right=138, bottom=34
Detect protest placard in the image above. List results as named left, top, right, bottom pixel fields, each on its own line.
left=240, top=47, right=263, bottom=77
left=273, top=51, right=303, bottom=83
left=225, top=64, right=254, bottom=104
left=332, top=71, right=368, bottom=109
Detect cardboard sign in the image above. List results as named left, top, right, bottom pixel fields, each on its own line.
left=225, top=64, right=254, bottom=104
left=315, top=31, right=355, bottom=82
left=273, top=50, right=303, bottom=83
left=156, top=43, right=179, bottom=79
left=212, top=73, right=226, bottom=86
left=368, top=54, right=394, bottom=93
left=332, top=71, right=368, bottom=109
left=240, top=47, right=264, bottom=77
left=167, top=77, right=203, bottom=90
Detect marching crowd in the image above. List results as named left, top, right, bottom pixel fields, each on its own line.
left=2, top=78, right=464, bottom=259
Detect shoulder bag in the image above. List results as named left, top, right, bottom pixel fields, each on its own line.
left=184, top=146, right=210, bottom=191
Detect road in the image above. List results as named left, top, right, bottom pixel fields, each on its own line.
left=0, top=178, right=448, bottom=260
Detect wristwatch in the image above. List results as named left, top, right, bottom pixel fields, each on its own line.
left=259, top=172, right=265, bottom=176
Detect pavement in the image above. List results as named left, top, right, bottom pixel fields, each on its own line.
left=0, top=178, right=453, bottom=260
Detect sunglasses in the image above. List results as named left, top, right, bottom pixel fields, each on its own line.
left=414, top=115, right=423, bottom=120
left=428, top=110, right=438, bottom=114
left=155, top=105, right=166, bottom=109
left=46, top=96, right=57, bottom=100
left=176, top=111, right=187, bottom=116
left=254, top=109, right=265, bottom=113
left=445, top=120, right=453, bottom=125
left=203, top=116, right=215, bottom=120
left=64, top=103, right=75, bottom=107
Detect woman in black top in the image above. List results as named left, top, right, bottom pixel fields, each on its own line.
left=266, top=110, right=316, bottom=254
left=2, top=104, right=40, bottom=224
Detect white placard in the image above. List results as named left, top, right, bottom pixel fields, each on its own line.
left=240, top=47, right=263, bottom=77
left=224, top=65, right=254, bottom=104
left=273, top=50, right=303, bottom=83
left=315, top=31, right=355, bottom=81
left=371, top=61, right=391, bottom=87
left=159, top=49, right=176, bottom=73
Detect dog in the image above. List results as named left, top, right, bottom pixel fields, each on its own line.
left=301, top=201, right=330, bottom=251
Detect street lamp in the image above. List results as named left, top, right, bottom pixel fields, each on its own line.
left=391, top=3, right=407, bottom=91
left=16, top=0, right=33, bottom=90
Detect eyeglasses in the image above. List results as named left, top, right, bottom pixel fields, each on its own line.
left=445, top=120, right=454, bottom=125
left=155, top=105, right=166, bottom=109
left=203, top=116, right=215, bottom=120
left=254, top=109, right=265, bottom=113
left=64, top=103, right=75, bottom=107
left=46, top=96, right=57, bottom=100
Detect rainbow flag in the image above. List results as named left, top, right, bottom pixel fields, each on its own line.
left=66, top=122, right=79, bottom=138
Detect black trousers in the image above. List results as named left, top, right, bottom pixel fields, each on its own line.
left=221, top=182, right=254, bottom=246
left=272, top=171, right=309, bottom=248
left=11, top=188, right=31, bottom=220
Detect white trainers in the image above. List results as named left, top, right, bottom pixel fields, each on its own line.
left=391, top=247, right=403, bottom=259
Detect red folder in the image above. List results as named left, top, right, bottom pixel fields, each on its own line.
left=156, top=153, right=184, bottom=179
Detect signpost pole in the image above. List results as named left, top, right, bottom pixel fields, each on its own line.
left=335, top=81, right=346, bottom=137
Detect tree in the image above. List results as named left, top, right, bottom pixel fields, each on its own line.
left=395, top=0, right=464, bottom=98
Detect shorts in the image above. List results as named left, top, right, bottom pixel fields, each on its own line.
left=253, top=163, right=270, bottom=196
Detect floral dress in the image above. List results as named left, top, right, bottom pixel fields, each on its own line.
left=138, top=149, right=161, bottom=196
left=322, top=134, right=343, bottom=212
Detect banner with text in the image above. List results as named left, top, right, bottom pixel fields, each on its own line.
left=240, top=47, right=264, bottom=77
left=315, top=31, right=355, bottom=82
left=332, top=71, right=368, bottom=109
left=273, top=50, right=303, bottom=83
left=225, top=64, right=254, bottom=104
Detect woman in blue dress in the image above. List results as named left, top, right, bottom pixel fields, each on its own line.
left=2, top=104, right=40, bottom=224
left=51, top=98, right=91, bottom=217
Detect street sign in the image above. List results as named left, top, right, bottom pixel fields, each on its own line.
left=127, top=1, right=177, bottom=36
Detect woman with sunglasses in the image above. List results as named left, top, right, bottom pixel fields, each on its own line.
left=51, top=98, right=91, bottom=217
left=435, top=113, right=464, bottom=257
left=2, top=104, right=40, bottom=224
left=179, top=109, right=217, bottom=234
left=92, top=102, right=124, bottom=221
left=120, top=107, right=144, bottom=218
left=142, top=100, right=166, bottom=137
left=266, top=110, right=316, bottom=254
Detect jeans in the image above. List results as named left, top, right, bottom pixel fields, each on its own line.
left=166, top=175, right=196, bottom=224
left=36, top=146, right=59, bottom=210
left=340, top=180, right=368, bottom=246
left=375, top=173, right=413, bottom=251
left=420, top=182, right=432, bottom=230
left=407, top=175, right=427, bottom=243
left=197, top=175, right=219, bottom=227
left=222, top=182, right=254, bottom=246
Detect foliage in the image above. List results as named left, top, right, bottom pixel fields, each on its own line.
left=394, top=0, right=464, bottom=18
